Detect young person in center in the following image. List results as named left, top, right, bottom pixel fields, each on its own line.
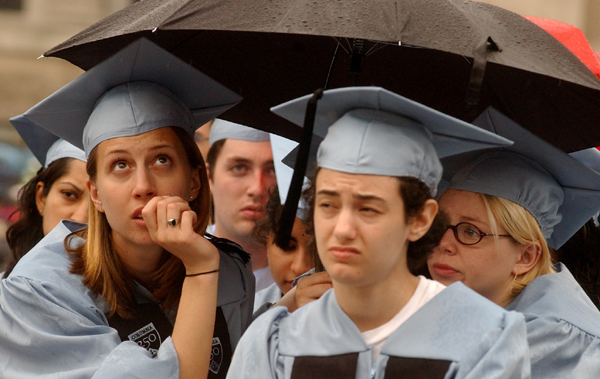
left=428, top=107, right=600, bottom=379
left=0, top=39, right=253, bottom=379
left=227, top=87, right=530, bottom=379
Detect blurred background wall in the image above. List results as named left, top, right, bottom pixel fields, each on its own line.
left=0, top=0, right=598, bottom=264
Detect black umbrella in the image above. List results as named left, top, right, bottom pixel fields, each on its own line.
left=44, top=0, right=600, bottom=153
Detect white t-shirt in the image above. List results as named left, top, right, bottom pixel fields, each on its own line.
left=361, top=276, right=446, bottom=361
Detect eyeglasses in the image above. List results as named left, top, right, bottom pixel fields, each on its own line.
left=447, top=222, right=512, bottom=246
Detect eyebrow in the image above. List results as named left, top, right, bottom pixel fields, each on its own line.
left=459, top=215, right=488, bottom=225
left=105, top=144, right=176, bottom=156
left=56, top=181, right=84, bottom=193
left=316, top=189, right=385, bottom=202
left=226, top=157, right=253, bottom=164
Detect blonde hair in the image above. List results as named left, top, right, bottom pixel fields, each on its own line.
left=68, top=127, right=211, bottom=318
left=479, top=194, right=555, bottom=302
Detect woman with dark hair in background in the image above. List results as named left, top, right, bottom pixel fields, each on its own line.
left=3, top=117, right=87, bottom=278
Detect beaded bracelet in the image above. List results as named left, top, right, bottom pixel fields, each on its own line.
left=186, top=269, right=220, bottom=277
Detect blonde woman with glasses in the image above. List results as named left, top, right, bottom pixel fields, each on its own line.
left=428, top=108, right=600, bottom=379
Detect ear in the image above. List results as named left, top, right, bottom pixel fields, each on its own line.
left=88, top=180, right=104, bottom=212
left=407, top=199, right=438, bottom=242
left=189, top=168, right=201, bottom=201
left=513, top=241, right=541, bottom=276
left=35, top=181, right=46, bottom=216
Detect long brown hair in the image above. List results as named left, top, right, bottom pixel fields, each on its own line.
left=3, top=158, right=73, bottom=278
left=67, top=127, right=211, bottom=318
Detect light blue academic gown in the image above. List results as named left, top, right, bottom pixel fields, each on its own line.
left=229, top=283, right=531, bottom=379
left=253, top=282, right=283, bottom=312
left=506, top=263, right=600, bottom=378
left=0, top=220, right=254, bottom=378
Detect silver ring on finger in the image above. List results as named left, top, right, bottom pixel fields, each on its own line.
left=167, top=218, right=179, bottom=227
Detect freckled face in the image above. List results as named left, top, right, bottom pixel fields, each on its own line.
left=89, top=127, right=199, bottom=256
left=427, top=189, right=520, bottom=303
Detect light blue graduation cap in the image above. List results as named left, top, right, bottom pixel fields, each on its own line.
left=270, top=133, right=309, bottom=220
left=269, top=87, right=513, bottom=249
left=19, top=38, right=242, bottom=156
left=10, top=115, right=85, bottom=168
left=209, top=119, right=270, bottom=147
left=442, top=107, right=600, bottom=249
left=271, top=87, right=513, bottom=196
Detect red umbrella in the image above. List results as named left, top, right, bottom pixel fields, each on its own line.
left=526, top=16, right=600, bottom=153
left=526, top=16, right=600, bottom=80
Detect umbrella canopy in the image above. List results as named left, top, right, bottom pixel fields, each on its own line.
left=44, top=0, right=600, bottom=152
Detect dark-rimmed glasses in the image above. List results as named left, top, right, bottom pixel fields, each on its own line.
left=447, top=222, right=512, bottom=246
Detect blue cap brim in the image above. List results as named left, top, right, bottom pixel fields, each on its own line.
left=22, top=38, right=242, bottom=150
left=271, top=87, right=513, bottom=159
left=443, top=107, right=600, bottom=249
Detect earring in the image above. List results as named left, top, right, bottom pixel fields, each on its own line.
left=38, top=208, right=43, bottom=216
left=189, top=195, right=195, bottom=200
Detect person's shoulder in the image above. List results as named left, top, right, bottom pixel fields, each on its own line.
left=436, top=282, right=508, bottom=314
left=408, top=281, right=526, bottom=335
left=381, top=282, right=528, bottom=372
left=242, top=292, right=342, bottom=353
left=204, top=233, right=250, bottom=265
left=238, top=304, right=290, bottom=347
left=508, top=263, right=600, bottom=337
left=254, top=283, right=282, bottom=311
left=10, top=220, right=85, bottom=282
left=206, top=233, right=255, bottom=308
left=3, top=222, right=102, bottom=320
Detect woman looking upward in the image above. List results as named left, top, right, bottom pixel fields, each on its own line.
left=0, top=39, right=252, bottom=379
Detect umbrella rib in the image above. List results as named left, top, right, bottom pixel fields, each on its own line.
left=364, top=43, right=389, bottom=57
left=333, top=37, right=351, bottom=55
left=324, top=43, right=341, bottom=90
left=168, top=30, right=204, bottom=55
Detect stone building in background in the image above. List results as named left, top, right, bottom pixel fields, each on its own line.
left=0, top=0, right=134, bottom=145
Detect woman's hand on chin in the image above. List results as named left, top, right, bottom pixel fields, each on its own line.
left=142, top=196, right=219, bottom=272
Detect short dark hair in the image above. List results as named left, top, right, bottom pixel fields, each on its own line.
left=303, top=169, right=448, bottom=274
left=398, top=176, right=449, bottom=272
left=206, top=139, right=226, bottom=181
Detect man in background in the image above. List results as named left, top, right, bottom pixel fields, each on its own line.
left=206, top=119, right=277, bottom=291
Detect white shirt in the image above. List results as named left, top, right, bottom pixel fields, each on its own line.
left=361, top=276, right=446, bottom=361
